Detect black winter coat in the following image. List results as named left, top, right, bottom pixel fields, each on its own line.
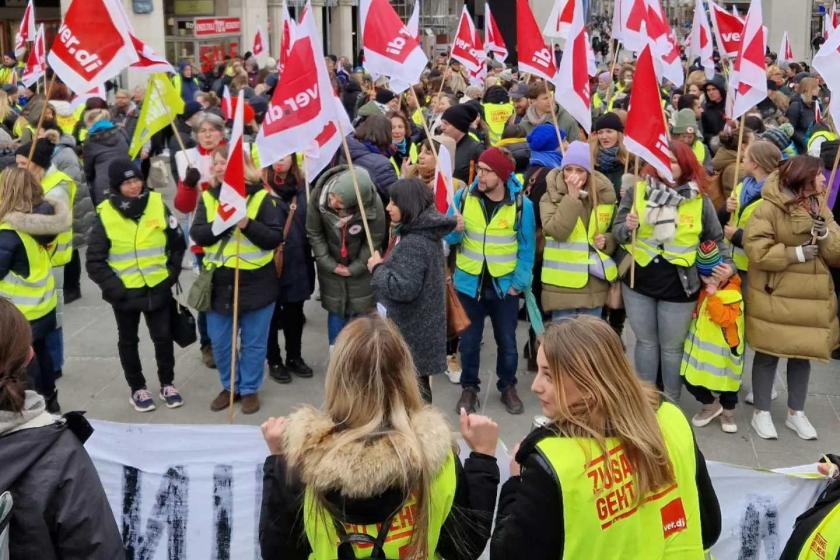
left=371, top=208, right=456, bottom=376
left=454, top=134, right=485, bottom=185
left=85, top=191, right=186, bottom=312
left=786, top=94, right=817, bottom=154
left=83, top=127, right=131, bottom=206
left=190, top=182, right=284, bottom=314
left=267, top=178, right=315, bottom=304
left=338, top=135, right=399, bottom=201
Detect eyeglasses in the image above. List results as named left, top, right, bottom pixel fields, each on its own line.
left=476, top=166, right=495, bottom=176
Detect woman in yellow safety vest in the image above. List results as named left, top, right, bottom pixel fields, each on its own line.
left=0, top=167, right=71, bottom=413
left=491, top=316, right=721, bottom=559
left=672, top=109, right=713, bottom=175
left=190, top=145, right=283, bottom=416
left=612, top=140, right=734, bottom=403
left=259, top=314, right=501, bottom=560
left=86, top=159, right=186, bottom=413
left=388, top=110, right=418, bottom=174
left=540, top=141, right=618, bottom=321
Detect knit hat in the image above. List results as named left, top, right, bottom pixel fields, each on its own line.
left=478, top=147, right=515, bottom=183
left=108, top=159, right=142, bottom=191
left=375, top=89, right=396, bottom=105
left=762, top=127, right=790, bottom=151
left=696, top=240, right=722, bottom=277
left=15, top=142, right=53, bottom=170
left=182, top=100, right=203, bottom=121
left=442, top=103, right=478, bottom=133
left=672, top=108, right=699, bottom=135
left=593, top=112, right=624, bottom=133
left=527, top=123, right=560, bottom=152
left=561, top=141, right=593, bottom=173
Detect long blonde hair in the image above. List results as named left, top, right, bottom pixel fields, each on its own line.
left=541, top=316, right=675, bottom=500
left=0, top=168, right=44, bottom=222
left=0, top=91, right=11, bottom=124
left=316, top=314, right=433, bottom=559
left=588, top=131, right=628, bottom=168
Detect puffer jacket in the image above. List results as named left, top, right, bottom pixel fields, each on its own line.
left=83, top=126, right=130, bottom=206
left=711, top=146, right=744, bottom=200
left=539, top=168, right=618, bottom=311
left=50, top=135, right=94, bottom=247
left=305, top=165, right=386, bottom=317
left=786, top=94, right=817, bottom=154
left=338, top=134, right=398, bottom=200
left=743, top=171, right=840, bottom=360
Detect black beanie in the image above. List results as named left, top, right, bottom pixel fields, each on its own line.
left=442, top=104, right=479, bottom=134
left=593, top=112, right=624, bottom=133
left=375, top=89, right=396, bottom=104
left=108, top=159, right=142, bottom=191
left=16, top=142, right=53, bottom=170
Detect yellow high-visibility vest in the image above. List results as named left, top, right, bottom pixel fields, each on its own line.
left=542, top=204, right=617, bottom=288
left=456, top=192, right=519, bottom=277
left=680, top=286, right=744, bottom=392
left=791, top=499, right=840, bottom=560
left=42, top=170, right=77, bottom=266
left=0, top=223, right=57, bottom=321
left=727, top=181, right=762, bottom=272
left=623, top=182, right=704, bottom=267
left=807, top=129, right=838, bottom=154
left=202, top=189, right=274, bottom=270
left=483, top=101, right=514, bottom=145
left=304, top=453, right=457, bottom=559
left=691, top=140, right=707, bottom=166
left=536, top=402, right=705, bottom=559
left=98, top=192, right=169, bottom=289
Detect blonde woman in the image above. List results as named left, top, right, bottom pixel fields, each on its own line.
left=491, top=316, right=721, bottom=559
left=259, top=314, right=501, bottom=560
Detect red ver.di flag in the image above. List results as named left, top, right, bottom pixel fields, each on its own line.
left=728, top=0, right=766, bottom=120
left=253, top=25, right=268, bottom=57
left=213, top=91, right=248, bottom=236
left=21, top=24, right=45, bottom=88
left=708, top=0, right=744, bottom=58
left=450, top=7, right=484, bottom=75
left=14, top=0, right=36, bottom=58
left=484, top=3, right=508, bottom=62
left=130, top=34, right=174, bottom=74
left=516, top=0, right=557, bottom=83
left=360, top=0, right=428, bottom=86
left=47, top=0, right=139, bottom=94
left=688, top=0, right=715, bottom=79
left=434, top=143, right=455, bottom=213
left=555, top=0, right=591, bottom=133
left=624, top=45, right=673, bottom=182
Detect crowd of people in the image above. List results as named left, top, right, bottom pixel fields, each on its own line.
left=1, top=13, right=840, bottom=559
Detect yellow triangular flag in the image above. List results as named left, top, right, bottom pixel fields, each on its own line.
left=129, top=73, right=185, bottom=158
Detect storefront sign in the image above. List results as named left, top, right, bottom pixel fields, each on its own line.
left=193, top=17, right=241, bottom=37
left=174, top=0, right=214, bottom=15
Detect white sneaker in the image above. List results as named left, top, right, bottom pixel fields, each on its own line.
left=691, top=402, right=723, bottom=427
left=751, top=411, right=778, bottom=439
left=719, top=410, right=738, bottom=433
left=785, top=411, right=818, bottom=440
left=744, top=386, right=779, bottom=405
left=445, top=354, right=461, bottom=384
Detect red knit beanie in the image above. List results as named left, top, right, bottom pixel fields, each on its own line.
left=478, top=147, right=515, bottom=183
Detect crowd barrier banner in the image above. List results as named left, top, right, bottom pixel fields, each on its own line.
left=86, top=420, right=828, bottom=560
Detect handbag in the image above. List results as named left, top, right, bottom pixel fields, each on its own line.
left=274, top=200, right=298, bottom=278
left=171, top=282, right=197, bottom=348
left=446, top=276, right=471, bottom=338
left=187, top=237, right=229, bottom=312
left=606, top=282, right=624, bottom=310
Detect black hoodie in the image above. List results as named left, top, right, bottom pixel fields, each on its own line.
left=701, top=75, right=728, bottom=146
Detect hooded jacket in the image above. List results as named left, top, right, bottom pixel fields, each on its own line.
left=743, top=171, right=840, bottom=360
left=786, top=93, right=817, bottom=154
left=83, top=126, right=130, bottom=206
left=0, top=392, right=124, bottom=559
left=539, top=168, right=618, bottom=311
left=47, top=134, right=95, bottom=247
left=701, top=75, right=728, bottom=146
left=338, top=135, right=398, bottom=200
left=371, top=207, right=456, bottom=376
left=259, top=405, right=500, bottom=560
left=0, top=198, right=70, bottom=281
left=306, top=165, right=387, bottom=317
left=711, top=146, right=744, bottom=200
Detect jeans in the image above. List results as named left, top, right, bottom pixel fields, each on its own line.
left=113, top=305, right=175, bottom=392
left=267, top=301, right=305, bottom=364
left=458, top=287, right=519, bottom=391
left=551, top=306, right=602, bottom=322
left=622, top=285, right=695, bottom=401
left=752, top=351, right=810, bottom=411
left=28, top=312, right=57, bottom=397
left=684, top=379, right=739, bottom=410
left=207, top=303, right=275, bottom=395
left=45, top=266, right=65, bottom=374
left=328, top=312, right=359, bottom=345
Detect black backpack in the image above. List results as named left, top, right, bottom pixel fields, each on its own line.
left=333, top=507, right=402, bottom=560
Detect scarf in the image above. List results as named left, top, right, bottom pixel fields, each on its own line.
left=739, top=176, right=765, bottom=209
left=0, top=390, right=47, bottom=436
left=644, top=179, right=699, bottom=243
left=197, top=140, right=227, bottom=156
left=394, top=138, right=408, bottom=156
left=88, top=120, right=115, bottom=135
left=268, top=171, right=299, bottom=202
left=529, top=149, right=564, bottom=169
left=596, top=146, right=622, bottom=172
left=109, top=189, right=149, bottom=220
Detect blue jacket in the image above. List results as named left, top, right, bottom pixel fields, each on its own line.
left=445, top=176, right=536, bottom=298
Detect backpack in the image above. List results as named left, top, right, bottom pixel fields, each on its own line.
left=333, top=507, right=402, bottom=560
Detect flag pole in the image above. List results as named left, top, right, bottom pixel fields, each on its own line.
left=336, top=120, right=376, bottom=255
left=150, top=77, right=193, bottom=167
left=26, top=73, right=55, bottom=169
left=731, top=113, right=746, bottom=202
left=302, top=154, right=311, bottom=203
left=410, top=86, right=440, bottom=160
left=606, top=40, right=621, bottom=110
left=816, top=138, right=840, bottom=243
left=630, top=158, right=640, bottom=289
left=228, top=227, right=242, bottom=424
left=543, top=79, right=566, bottom=155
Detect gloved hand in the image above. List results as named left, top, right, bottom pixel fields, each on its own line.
left=791, top=244, right=819, bottom=263
left=811, top=216, right=828, bottom=240
left=183, top=167, right=201, bottom=188
left=620, top=173, right=637, bottom=198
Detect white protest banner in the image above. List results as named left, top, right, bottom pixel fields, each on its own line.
left=86, top=420, right=829, bottom=560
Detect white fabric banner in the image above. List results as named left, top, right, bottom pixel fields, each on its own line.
left=86, top=421, right=828, bottom=560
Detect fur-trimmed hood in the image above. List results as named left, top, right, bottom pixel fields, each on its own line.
left=3, top=197, right=72, bottom=237
left=282, top=405, right=455, bottom=499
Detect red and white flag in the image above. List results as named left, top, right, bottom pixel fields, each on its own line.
left=643, top=0, right=683, bottom=87
left=812, top=25, right=840, bottom=128
left=688, top=0, right=715, bottom=79
left=212, top=90, right=248, bottom=236
left=451, top=7, right=484, bottom=74
left=543, top=0, right=576, bottom=40
left=21, top=24, right=45, bottom=88
left=555, top=0, right=591, bottom=133
left=69, top=85, right=107, bottom=111
left=252, top=24, right=268, bottom=57
left=728, top=0, right=766, bottom=120
left=825, top=2, right=839, bottom=40
left=516, top=0, right=556, bottom=83
left=434, top=143, right=455, bottom=213
left=484, top=3, right=508, bottom=62
left=360, top=0, right=428, bottom=87
left=47, top=0, right=139, bottom=95
left=278, top=0, right=296, bottom=75
left=778, top=31, right=794, bottom=64
left=624, top=45, right=673, bottom=182
left=222, top=85, right=233, bottom=120
left=406, top=0, right=420, bottom=40
left=14, top=0, right=36, bottom=58
left=709, top=0, right=745, bottom=58
left=256, top=2, right=351, bottom=179
left=129, top=34, right=174, bottom=74
left=614, top=0, right=647, bottom=52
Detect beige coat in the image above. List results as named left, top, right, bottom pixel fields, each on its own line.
left=744, top=171, right=840, bottom=360
left=539, top=168, right=617, bottom=311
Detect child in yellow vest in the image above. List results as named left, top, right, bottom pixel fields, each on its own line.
left=681, top=240, right=745, bottom=434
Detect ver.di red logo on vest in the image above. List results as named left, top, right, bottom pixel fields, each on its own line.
left=660, top=497, right=688, bottom=539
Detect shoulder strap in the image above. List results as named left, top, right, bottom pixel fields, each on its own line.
left=281, top=201, right=297, bottom=245
left=334, top=506, right=402, bottom=560
left=514, top=191, right=524, bottom=231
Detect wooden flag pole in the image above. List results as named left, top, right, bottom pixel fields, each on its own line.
left=26, top=73, right=55, bottom=169
left=228, top=228, right=242, bottom=424
left=302, top=154, right=311, bottom=203
left=543, top=78, right=566, bottom=155
left=630, top=158, right=640, bottom=289
left=605, top=40, right=621, bottom=109
left=731, top=113, right=747, bottom=202
left=410, top=86, right=440, bottom=161
left=336, top=119, right=376, bottom=255
left=815, top=138, right=840, bottom=243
